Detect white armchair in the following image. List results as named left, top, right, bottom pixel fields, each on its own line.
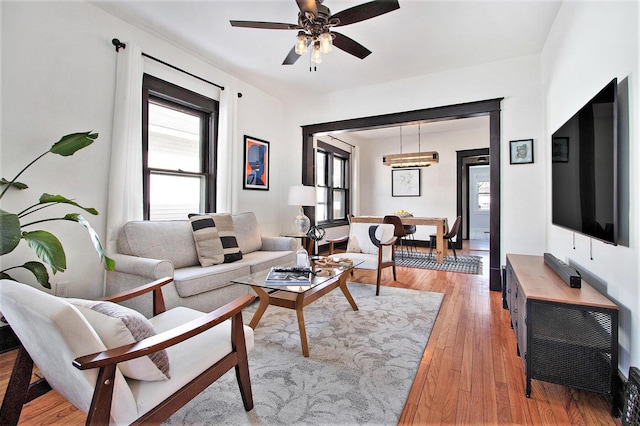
left=327, top=222, right=397, bottom=296
left=0, top=277, right=255, bottom=425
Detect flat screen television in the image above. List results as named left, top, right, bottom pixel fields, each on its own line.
left=551, top=78, right=618, bottom=245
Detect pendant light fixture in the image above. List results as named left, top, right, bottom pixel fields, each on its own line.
left=383, top=123, right=439, bottom=168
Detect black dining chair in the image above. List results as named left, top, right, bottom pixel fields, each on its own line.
left=403, top=223, right=417, bottom=255
left=429, top=216, right=462, bottom=261
left=383, top=215, right=409, bottom=258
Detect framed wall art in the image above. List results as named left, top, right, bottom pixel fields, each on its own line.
left=392, top=168, right=421, bottom=197
left=509, top=139, right=534, bottom=164
left=243, top=135, right=269, bottom=190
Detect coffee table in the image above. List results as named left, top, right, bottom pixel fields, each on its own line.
left=232, top=259, right=363, bottom=357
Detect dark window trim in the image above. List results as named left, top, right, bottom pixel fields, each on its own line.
left=142, top=74, right=219, bottom=220
left=316, top=140, right=350, bottom=227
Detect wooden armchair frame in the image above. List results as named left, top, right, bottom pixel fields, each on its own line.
left=327, top=234, right=397, bottom=296
left=0, top=277, right=255, bottom=425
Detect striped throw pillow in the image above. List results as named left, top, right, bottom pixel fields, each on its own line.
left=189, top=214, right=225, bottom=266
left=189, top=213, right=243, bottom=264
left=209, top=213, right=243, bottom=263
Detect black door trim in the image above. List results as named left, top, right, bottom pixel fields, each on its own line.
left=301, top=98, right=503, bottom=291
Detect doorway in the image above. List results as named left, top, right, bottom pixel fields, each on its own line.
left=457, top=148, right=490, bottom=252
left=301, top=98, right=503, bottom=291
left=467, top=164, right=490, bottom=250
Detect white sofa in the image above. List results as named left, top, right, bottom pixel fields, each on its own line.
left=106, top=212, right=296, bottom=317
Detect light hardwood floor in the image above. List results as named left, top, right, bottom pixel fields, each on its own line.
left=0, top=245, right=621, bottom=425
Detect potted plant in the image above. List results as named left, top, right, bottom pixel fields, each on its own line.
left=0, top=131, right=114, bottom=289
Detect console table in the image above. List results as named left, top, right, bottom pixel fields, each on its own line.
left=505, top=254, right=619, bottom=413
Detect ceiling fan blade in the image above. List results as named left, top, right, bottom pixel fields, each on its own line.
left=332, top=0, right=400, bottom=27
left=332, top=31, right=371, bottom=59
left=230, top=20, right=299, bottom=30
left=296, top=0, right=318, bottom=17
left=282, top=46, right=302, bottom=65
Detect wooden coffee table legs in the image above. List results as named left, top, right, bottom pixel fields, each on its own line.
left=249, top=271, right=358, bottom=357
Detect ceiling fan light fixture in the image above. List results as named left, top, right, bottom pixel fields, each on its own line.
left=295, top=33, right=308, bottom=55
left=311, top=43, right=322, bottom=63
left=319, top=32, right=332, bottom=53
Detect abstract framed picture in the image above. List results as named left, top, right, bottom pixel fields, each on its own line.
left=552, top=137, right=569, bottom=162
left=509, top=139, right=534, bottom=164
left=243, top=135, right=269, bottom=190
left=392, top=168, right=421, bottom=197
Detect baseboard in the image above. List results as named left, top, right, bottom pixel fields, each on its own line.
left=0, top=324, right=20, bottom=353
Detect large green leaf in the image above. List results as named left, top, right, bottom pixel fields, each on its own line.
left=22, top=261, right=51, bottom=288
left=0, top=178, right=28, bottom=190
left=0, top=209, right=21, bottom=255
left=0, top=262, right=51, bottom=288
left=50, top=132, right=98, bottom=157
left=72, top=214, right=115, bottom=271
left=39, top=194, right=98, bottom=215
left=23, top=230, right=66, bottom=274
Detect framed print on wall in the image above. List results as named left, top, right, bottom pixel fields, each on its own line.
left=243, top=135, right=269, bottom=190
left=509, top=139, right=534, bottom=164
left=392, top=168, right=421, bottom=197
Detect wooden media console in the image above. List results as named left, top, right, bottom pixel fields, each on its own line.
left=505, top=254, right=619, bottom=414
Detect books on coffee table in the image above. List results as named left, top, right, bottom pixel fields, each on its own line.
left=265, top=267, right=312, bottom=284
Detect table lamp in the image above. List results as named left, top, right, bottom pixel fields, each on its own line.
left=287, top=185, right=316, bottom=234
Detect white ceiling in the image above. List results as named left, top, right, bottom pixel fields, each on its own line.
left=91, top=0, right=562, bottom=102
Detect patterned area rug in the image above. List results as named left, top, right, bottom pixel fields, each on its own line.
left=395, top=251, right=482, bottom=274
left=164, top=283, right=444, bottom=425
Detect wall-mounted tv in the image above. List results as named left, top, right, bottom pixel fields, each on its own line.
left=551, top=78, right=618, bottom=245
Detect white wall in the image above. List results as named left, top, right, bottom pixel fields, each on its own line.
left=542, top=1, right=639, bottom=374
left=0, top=1, right=285, bottom=298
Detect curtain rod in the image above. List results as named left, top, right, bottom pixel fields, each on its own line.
left=329, top=135, right=356, bottom=148
left=112, top=38, right=225, bottom=91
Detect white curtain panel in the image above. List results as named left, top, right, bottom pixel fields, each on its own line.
left=106, top=42, right=143, bottom=255
left=217, top=85, right=239, bottom=213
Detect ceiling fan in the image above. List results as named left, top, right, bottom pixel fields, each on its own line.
left=230, top=0, right=400, bottom=66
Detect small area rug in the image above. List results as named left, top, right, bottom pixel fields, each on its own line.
left=395, top=251, right=482, bottom=274
left=164, top=283, right=444, bottom=425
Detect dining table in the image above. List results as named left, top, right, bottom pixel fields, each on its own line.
left=350, top=216, right=449, bottom=264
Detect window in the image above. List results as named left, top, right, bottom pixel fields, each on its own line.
left=316, top=141, right=350, bottom=225
left=142, top=75, right=218, bottom=220
left=475, top=174, right=490, bottom=212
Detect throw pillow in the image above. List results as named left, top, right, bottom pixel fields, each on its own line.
left=189, top=214, right=225, bottom=266
left=69, top=299, right=170, bottom=381
left=346, top=236, right=362, bottom=253
left=209, top=213, right=243, bottom=263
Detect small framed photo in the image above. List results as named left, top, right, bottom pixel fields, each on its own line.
left=552, top=137, right=569, bottom=162
left=243, top=135, right=269, bottom=190
left=392, top=168, right=421, bottom=197
left=510, top=139, right=534, bottom=164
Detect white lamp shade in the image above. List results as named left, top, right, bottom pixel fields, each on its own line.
left=287, top=185, right=316, bottom=206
